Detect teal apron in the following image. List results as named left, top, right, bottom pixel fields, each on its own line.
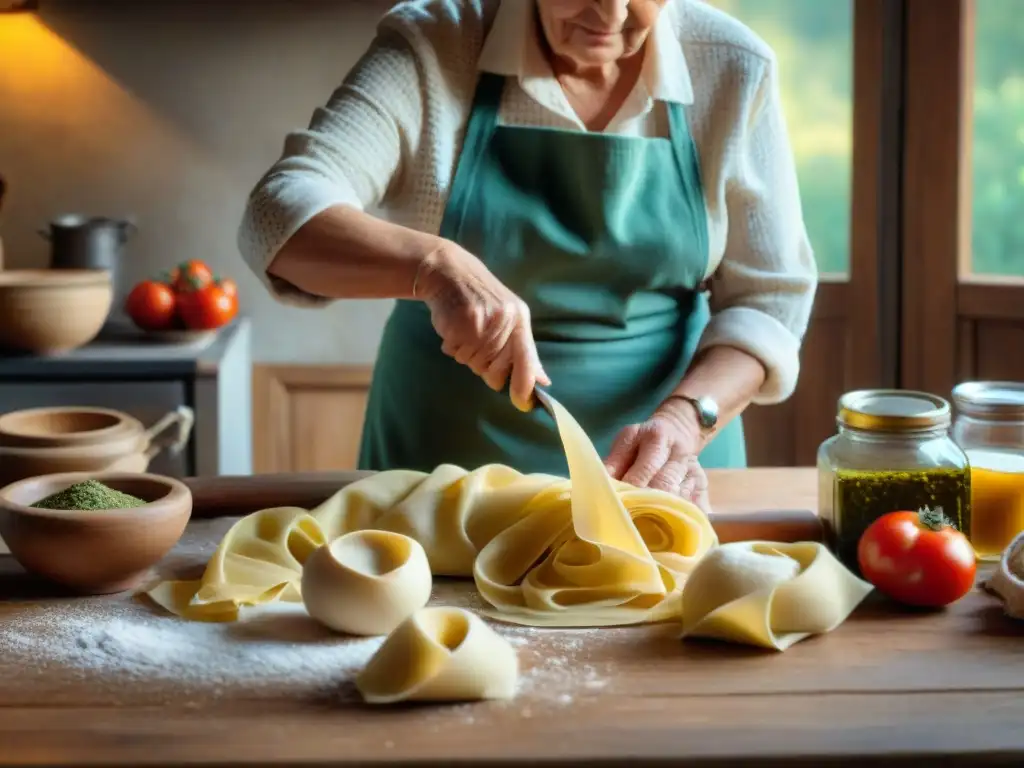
left=359, top=73, right=746, bottom=476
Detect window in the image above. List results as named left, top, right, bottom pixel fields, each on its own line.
left=700, top=0, right=878, bottom=468
left=969, top=0, right=1024, bottom=278
left=705, top=0, right=854, bottom=276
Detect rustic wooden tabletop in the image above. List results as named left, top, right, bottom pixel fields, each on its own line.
left=1, top=467, right=1022, bottom=767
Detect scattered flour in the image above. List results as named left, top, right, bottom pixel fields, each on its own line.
left=0, top=600, right=384, bottom=704
left=0, top=573, right=615, bottom=709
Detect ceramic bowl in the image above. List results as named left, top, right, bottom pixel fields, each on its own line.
left=0, top=406, right=144, bottom=449
left=0, top=269, right=113, bottom=355
left=138, top=329, right=218, bottom=346
left=0, top=472, right=192, bottom=594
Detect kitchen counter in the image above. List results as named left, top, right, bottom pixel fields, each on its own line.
left=1, top=467, right=1022, bottom=767
left=0, top=318, right=249, bottom=378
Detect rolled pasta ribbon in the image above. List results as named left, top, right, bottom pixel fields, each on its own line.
left=355, top=607, right=518, bottom=704
left=142, top=396, right=716, bottom=627
left=301, top=530, right=432, bottom=636
left=145, top=506, right=324, bottom=622
left=679, top=541, right=874, bottom=651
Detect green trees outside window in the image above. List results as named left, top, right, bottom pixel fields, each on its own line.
left=711, top=0, right=1024, bottom=278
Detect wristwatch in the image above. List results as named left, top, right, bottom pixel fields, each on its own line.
left=667, top=394, right=719, bottom=434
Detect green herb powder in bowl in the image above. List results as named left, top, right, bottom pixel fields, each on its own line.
left=30, top=479, right=147, bottom=511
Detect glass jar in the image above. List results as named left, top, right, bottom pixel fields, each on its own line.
left=818, top=389, right=971, bottom=574
left=951, top=381, right=1024, bottom=561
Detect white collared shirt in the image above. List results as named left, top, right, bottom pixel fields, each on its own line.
left=476, top=0, right=691, bottom=135
left=238, top=0, right=817, bottom=404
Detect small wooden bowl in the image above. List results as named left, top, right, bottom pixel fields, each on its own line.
left=0, top=440, right=152, bottom=487
left=0, top=406, right=144, bottom=449
left=0, top=269, right=113, bottom=355
left=0, top=472, right=192, bottom=595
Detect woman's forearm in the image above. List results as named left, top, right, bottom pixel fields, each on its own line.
left=657, top=345, right=767, bottom=448
left=266, top=205, right=444, bottom=300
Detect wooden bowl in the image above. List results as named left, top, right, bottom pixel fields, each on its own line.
left=0, top=269, right=113, bottom=355
left=0, top=406, right=144, bottom=449
left=0, top=440, right=151, bottom=487
left=0, top=472, right=192, bottom=594
left=0, top=406, right=194, bottom=486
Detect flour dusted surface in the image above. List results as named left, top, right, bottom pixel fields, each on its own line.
left=0, top=586, right=612, bottom=709
left=0, top=523, right=615, bottom=710
left=0, top=518, right=628, bottom=710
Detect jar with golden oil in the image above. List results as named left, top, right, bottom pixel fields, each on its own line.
left=951, top=381, right=1024, bottom=561
left=818, top=390, right=971, bottom=574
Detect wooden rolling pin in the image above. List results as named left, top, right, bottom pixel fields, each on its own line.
left=183, top=472, right=823, bottom=543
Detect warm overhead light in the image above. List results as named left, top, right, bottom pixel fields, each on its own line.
left=0, top=0, right=38, bottom=12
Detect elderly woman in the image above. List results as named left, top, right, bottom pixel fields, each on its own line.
left=238, top=0, right=816, bottom=500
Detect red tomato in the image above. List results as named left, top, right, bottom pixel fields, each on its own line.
left=178, top=283, right=238, bottom=330
left=124, top=280, right=177, bottom=331
left=169, top=260, right=214, bottom=294
left=857, top=507, right=977, bottom=607
left=215, top=276, right=237, bottom=299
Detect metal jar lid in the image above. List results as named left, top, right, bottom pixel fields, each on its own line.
left=952, top=381, right=1024, bottom=421
left=838, top=389, right=952, bottom=432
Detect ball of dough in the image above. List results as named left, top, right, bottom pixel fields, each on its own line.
left=301, top=530, right=432, bottom=636
left=682, top=543, right=801, bottom=625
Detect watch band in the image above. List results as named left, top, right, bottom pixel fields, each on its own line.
left=665, top=393, right=719, bottom=433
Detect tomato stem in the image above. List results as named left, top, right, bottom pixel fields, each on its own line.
left=917, top=505, right=955, bottom=531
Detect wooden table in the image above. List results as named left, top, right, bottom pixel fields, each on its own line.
left=2, top=467, right=1023, bottom=767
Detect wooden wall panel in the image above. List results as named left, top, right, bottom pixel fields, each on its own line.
left=956, top=318, right=976, bottom=382
left=973, top=321, right=1024, bottom=382
left=743, top=316, right=848, bottom=468
left=741, top=401, right=793, bottom=469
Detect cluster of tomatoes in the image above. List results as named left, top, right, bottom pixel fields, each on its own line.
left=857, top=507, right=977, bottom=608
left=125, top=260, right=238, bottom=333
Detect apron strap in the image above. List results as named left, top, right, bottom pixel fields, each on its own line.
left=439, top=73, right=505, bottom=241
left=667, top=102, right=710, bottom=281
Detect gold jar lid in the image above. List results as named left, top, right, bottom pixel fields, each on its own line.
left=838, top=389, right=951, bottom=432
left=952, top=381, right=1024, bottom=421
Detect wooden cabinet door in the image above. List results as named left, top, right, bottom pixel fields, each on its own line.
left=252, top=366, right=371, bottom=473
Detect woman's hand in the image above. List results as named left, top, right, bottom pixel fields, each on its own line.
left=604, top=406, right=711, bottom=514
left=414, top=241, right=550, bottom=411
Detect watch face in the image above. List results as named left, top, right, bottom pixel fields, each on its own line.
left=696, top=397, right=719, bottom=429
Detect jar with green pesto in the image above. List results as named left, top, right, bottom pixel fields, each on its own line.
left=818, top=390, right=971, bottom=574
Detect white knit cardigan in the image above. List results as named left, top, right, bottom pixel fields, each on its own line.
left=237, top=0, right=817, bottom=404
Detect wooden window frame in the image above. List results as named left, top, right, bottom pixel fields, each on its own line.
left=901, top=0, right=969, bottom=395
left=902, top=0, right=1024, bottom=394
